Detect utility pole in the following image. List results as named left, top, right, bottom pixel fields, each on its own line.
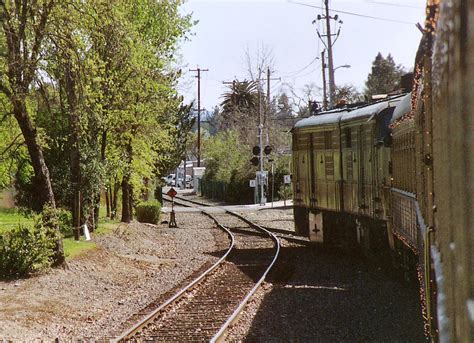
left=189, top=66, right=208, bottom=167
left=257, top=80, right=265, bottom=205
left=265, top=67, right=281, bottom=127
left=324, top=0, right=336, bottom=108
left=321, top=50, right=328, bottom=110
left=314, top=0, right=341, bottom=109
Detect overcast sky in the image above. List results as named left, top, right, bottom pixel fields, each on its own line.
left=177, top=0, right=426, bottom=110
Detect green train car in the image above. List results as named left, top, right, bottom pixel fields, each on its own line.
left=292, top=96, right=405, bottom=251
left=292, top=0, right=474, bottom=340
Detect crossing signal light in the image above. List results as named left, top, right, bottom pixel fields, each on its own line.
left=250, top=156, right=259, bottom=166
left=264, top=145, right=272, bottom=155
left=252, top=146, right=260, bottom=155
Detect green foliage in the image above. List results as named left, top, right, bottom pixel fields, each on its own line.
left=365, top=53, right=405, bottom=97
left=220, top=80, right=258, bottom=113
left=269, top=155, right=292, bottom=201
left=203, top=131, right=250, bottom=182
left=136, top=200, right=161, bottom=225
left=0, top=0, right=194, bottom=232
left=154, top=184, right=163, bottom=205
left=39, top=206, right=73, bottom=238
left=201, top=130, right=257, bottom=204
left=0, top=224, right=57, bottom=278
left=278, top=183, right=293, bottom=202
left=0, top=208, right=34, bottom=233
left=62, top=238, right=97, bottom=260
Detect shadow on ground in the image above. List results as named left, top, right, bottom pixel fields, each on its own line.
left=242, top=245, right=427, bottom=342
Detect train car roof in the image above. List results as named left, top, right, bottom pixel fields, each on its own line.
left=293, top=94, right=407, bottom=130
left=390, top=92, right=412, bottom=123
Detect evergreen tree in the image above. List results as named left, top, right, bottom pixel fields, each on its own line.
left=364, top=53, right=405, bottom=98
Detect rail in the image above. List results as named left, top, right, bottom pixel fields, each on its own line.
left=169, top=194, right=282, bottom=341
left=112, top=204, right=235, bottom=342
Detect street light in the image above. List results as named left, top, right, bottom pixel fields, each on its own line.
left=321, top=62, right=351, bottom=110
left=334, top=64, right=351, bottom=71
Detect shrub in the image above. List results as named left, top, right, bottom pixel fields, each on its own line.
left=136, top=201, right=161, bottom=224
left=39, top=206, right=73, bottom=238
left=0, top=224, right=57, bottom=277
left=278, top=184, right=293, bottom=202
left=154, top=184, right=163, bottom=205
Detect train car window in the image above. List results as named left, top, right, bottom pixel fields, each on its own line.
left=324, top=131, right=332, bottom=149
left=375, top=108, right=395, bottom=147
left=344, top=128, right=352, bottom=148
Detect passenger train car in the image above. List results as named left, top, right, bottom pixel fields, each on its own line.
left=292, top=0, right=474, bottom=340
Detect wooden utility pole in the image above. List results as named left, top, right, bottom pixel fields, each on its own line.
left=189, top=67, right=208, bottom=167
left=265, top=67, right=281, bottom=127
left=321, top=50, right=328, bottom=110
left=324, top=0, right=336, bottom=109
left=314, top=0, right=341, bottom=109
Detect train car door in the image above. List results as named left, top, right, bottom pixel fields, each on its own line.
left=357, top=125, right=366, bottom=213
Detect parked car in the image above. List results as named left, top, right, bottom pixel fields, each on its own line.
left=163, top=174, right=175, bottom=186
left=176, top=175, right=192, bottom=188
left=185, top=175, right=192, bottom=188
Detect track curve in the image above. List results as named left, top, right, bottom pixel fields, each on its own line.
left=113, top=194, right=280, bottom=341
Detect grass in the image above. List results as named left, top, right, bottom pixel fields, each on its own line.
left=0, top=206, right=122, bottom=260
left=62, top=217, right=121, bottom=260
left=63, top=237, right=97, bottom=259
left=0, top=208, right=33, bottom=233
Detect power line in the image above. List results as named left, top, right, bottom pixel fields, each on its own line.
left=367, top=1, right=424, bottom=10
left=288, top=0, right=417, bottom=25
left=280, top=55, right=319, bottom=77
left=285, top=68, right=319, bottom=80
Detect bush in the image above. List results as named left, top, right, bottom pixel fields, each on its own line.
left=0, top=224, right=57, bottom=277
left=278, top=184, right=293, bottom=202
left=154, top=184, right=163, bottom=205
left=136, top=201, right=161, bottom=224
left=39, top=206, right=73, bottom=238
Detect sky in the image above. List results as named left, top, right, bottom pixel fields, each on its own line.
left=177, top=0, right=426, bottom=111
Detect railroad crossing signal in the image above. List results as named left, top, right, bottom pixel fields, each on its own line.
left=264, top=145, right=272, bottom=155
left=167, top=187, right=177, bottom=198
left=250, top=156, right=259, bottom=166
left=167, top=187, right=177, bottom=228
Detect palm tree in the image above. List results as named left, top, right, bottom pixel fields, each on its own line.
left=220, top=80, right=258, bottom=113
left=218, top=80, right=259, bottom=145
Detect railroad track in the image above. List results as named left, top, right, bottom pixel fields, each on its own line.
left=113, top=195, right=280, bottom=342
left=166, top=194, right=310, bottom=245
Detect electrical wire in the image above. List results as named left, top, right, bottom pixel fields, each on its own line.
left=280, top=55, right=320, bottom=77
left=366, top=1, right=424, bottom=10
left=288, top=0, right=417, bottom=25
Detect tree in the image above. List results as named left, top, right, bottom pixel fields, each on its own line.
left=0, top=0, right=66, bottom=265
left=275, top=93, right=293, bottom=119
left=335, top=84, right=362, bottom=106
left=0, top=0, right=57, bottom=211
left=219, top=80, right=259, bottom=146
left=220, top=80, right=258, bottom=114
left=365, top=53, right=405, bottom=98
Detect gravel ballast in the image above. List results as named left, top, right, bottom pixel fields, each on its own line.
left=178, top=194, right=425, bottom=341
left=0, top=194, right=426, bottom=341
left=0, top=213, right=224, bottom=340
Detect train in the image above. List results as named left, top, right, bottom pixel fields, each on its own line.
left=291, top=0, right=474, bottom=341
